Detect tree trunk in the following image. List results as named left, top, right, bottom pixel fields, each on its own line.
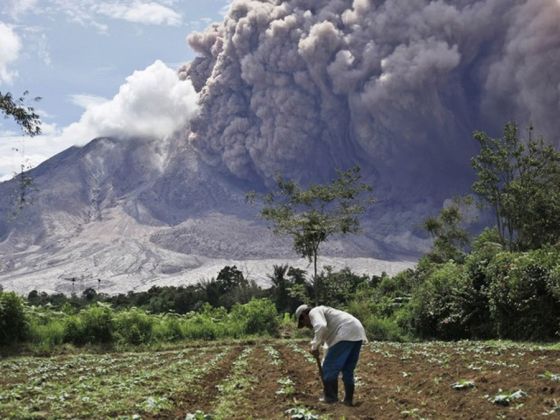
left=313, top=250, right=319, bottom=306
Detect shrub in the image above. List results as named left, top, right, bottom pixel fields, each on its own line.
left=410, top=262, right=468, bottom=339
left=0, top=292, right=28, bottom=345
left=486, top=248, right=560, bottom=340
left=231, top=299, right=279, bottom=336
left=63, top=316, right=84, bottom=345
left=182, top=313, right=233, bottom=340
left=363, top=315, right=407, bottom=342
left=29, top=319, right=65, bottom=351
left=114, top=309, right=154, bottom=345
left=153, top=315, right=184, bottom=342
left=63, top=304, right=114, bottom=344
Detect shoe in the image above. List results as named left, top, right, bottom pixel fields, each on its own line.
left=343, top=382, right=354, bottom=406
left=320, top=379, right=338, bottom=403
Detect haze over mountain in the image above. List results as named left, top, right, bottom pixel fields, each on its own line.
left=1, top=0, right=559, bottom=294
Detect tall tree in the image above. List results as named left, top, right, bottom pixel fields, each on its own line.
left=0, top=91, right=42, bottom=212
left=472, top=122, right=560, bottom=250
left=423, top=197, right=471, bottom=263
left=248, top=166, right=374, bottom=304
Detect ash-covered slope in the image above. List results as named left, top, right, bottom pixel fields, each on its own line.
left=0, top=135, right=411, bottom=294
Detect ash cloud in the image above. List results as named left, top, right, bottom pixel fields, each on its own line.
left=181, top=0, right=560, bottom=196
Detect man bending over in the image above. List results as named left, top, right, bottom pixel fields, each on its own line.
left=295, top=304, right=367, bottom=406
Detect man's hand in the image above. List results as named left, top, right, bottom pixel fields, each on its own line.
left=310, top=348, right=320, bottom=358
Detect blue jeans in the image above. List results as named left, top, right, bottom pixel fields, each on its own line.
left=322, top=340, right=362, bottom=385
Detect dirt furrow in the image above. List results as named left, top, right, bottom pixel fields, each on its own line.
left=233, top=345, right=294, bottom=418
left=156, top=345, right=243, bottom=419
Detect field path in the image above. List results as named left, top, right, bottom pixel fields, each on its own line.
left=233, top=344, right=294, bottom=418
left=161, top=345, right=243, bottom=419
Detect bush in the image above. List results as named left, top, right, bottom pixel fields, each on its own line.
left=63, top=304, right=114, bottom=344
left=114, top=309, right=154, bottom=344
left=153, top=315, right=184, bottom=342
left=363, top=315, right=407, bottom=342
left=80, top=305, right=114, bottom=343
left=231, top=299, right=279, bottom=336
left=486, top=248, right=560, bottom=340
left=410, top=262, right=468, bottom=339
left=29, top=319, right=65, bottom=351
left=0, top=292, right=28, bottom=345
left=182, top=313, right=234, bottom=340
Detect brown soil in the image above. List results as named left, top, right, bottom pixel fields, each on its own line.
left=156, top=345, right=244, bottom=419
left=169, top=341, right=560, bottom=419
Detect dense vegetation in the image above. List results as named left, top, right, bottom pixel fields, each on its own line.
left=1, top=122, right=559, bottom=352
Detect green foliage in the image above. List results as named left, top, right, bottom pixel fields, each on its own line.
left=486, top=248, right=560, bottom=340
left=489, top=389, right=528, bottom=406
left=472, top=122, right=560, bottom=250
left=285, top=407, right=319, bottom=420
left=248, top=166, right=373, bottom=303
left=363, top=315, right=408, bottom=342
left=315, top=266, right=369, bottom=308
left=410, top=262, right=468, bottom=339
left=0, top=292, right=29, bottom=345
left=231, top=298, right=279, bottom=336
left=114, top=308, right=154, bottom=345
left=0, top=91, right=42, bottom=136
left=61, top=304, right=115, bottom=345
left=268, top=265, right=308, bottom=313
left=423, top=197, right=472, bottom=263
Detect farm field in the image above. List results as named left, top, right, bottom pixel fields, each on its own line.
left=0, top=340, right=559, bottom=419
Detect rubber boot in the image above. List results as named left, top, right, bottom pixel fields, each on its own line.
left=343, top=382, right=355, bottom=406
left=320, top=379, right=338, bottom=403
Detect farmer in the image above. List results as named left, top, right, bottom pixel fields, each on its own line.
left=295, top=304, right=367, bottom=406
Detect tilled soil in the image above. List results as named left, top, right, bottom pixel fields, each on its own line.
left=2, top=341, right=559, bottom=419
left=174, top=341, right=560, bottom=419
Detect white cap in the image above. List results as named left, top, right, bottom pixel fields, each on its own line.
left=295, top=304, right=310, bottom=326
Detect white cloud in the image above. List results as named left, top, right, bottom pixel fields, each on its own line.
left=0, top=122, right=60, bottom=182
left=5, top=0, right=38, bottom=19
left=69, top=94, right=108, bottom=109
left=95, top=2, right=182, bottom=26
left=0, top=22, right=21, bottom=84
left=0, top=60, right=199, bottom=180
left=61, top=59, right=198, bottom=143
left=49, top=0, right=109, bottom=33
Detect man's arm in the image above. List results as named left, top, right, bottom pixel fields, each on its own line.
left=309, top=309, right=328, bottom=351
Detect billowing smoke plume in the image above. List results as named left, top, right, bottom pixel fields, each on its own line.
left=180, top=0, right=560, bottom=194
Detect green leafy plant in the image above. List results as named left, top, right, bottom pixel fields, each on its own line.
left=276, top=377, right=295, bottom=396
left=0, top=292, right=29, bottom=345
left=185, top=410, right=213, bottom=420
left=285, top=407, right=319, bottom=420
left=489, top=389, right=528, bottom=406
left=451, top=379, right=475, bottom=390
left=539, top=371, right=560, bottom=382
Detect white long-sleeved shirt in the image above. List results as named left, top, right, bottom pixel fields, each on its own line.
left=309, top=306, right=367, bottom=350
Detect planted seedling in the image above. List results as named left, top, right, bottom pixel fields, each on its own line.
left=451, top=380, right=475, bottom=390
left=264, top=345, right=282, bottom=366
left=276, top=377, right=295, bottom=396
left=539, top=371, right=560, bottom=382
left=489, top=389, right=528, bottom=406
left=185, top=410, right=213, bottom=420
left=285, top=407, right=319, bottom=420
left=401, top=408, right=428, bottom=419
left=542, top=399, right=560, bottom=416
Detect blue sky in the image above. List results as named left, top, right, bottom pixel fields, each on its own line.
left=0, top=0, right=229, bottom=180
